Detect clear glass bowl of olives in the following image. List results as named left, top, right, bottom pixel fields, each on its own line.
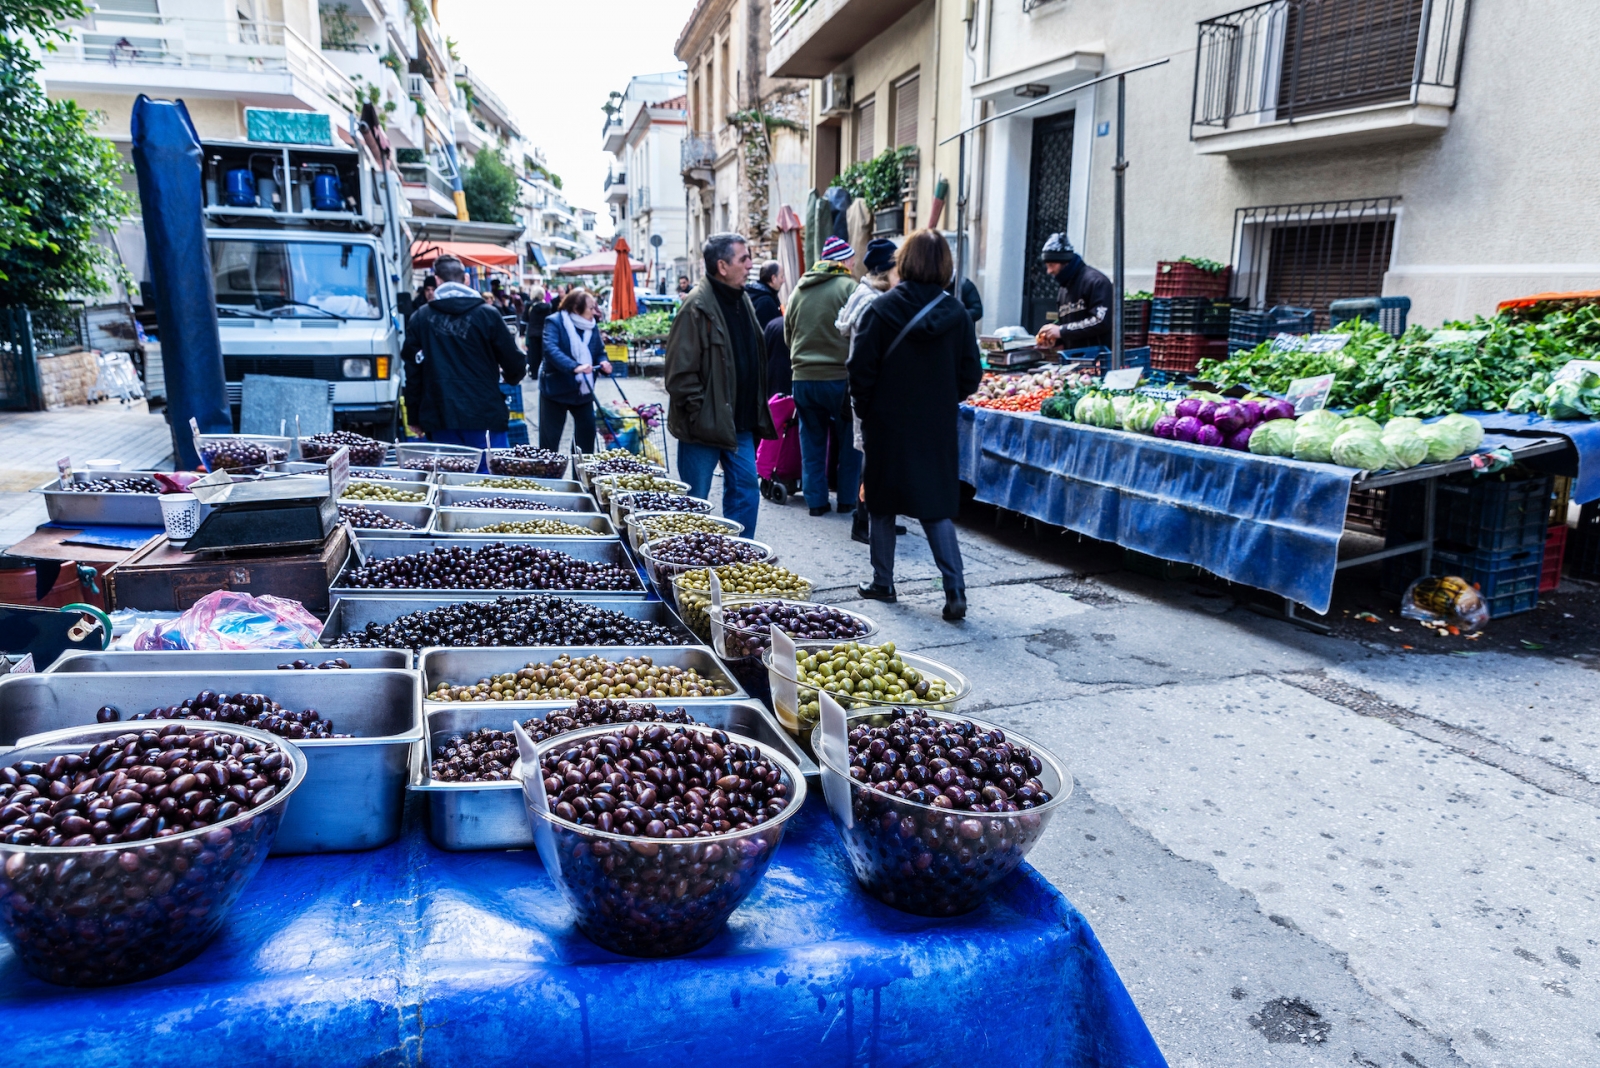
left=710, top=599, right=878, bottom=701
left=196, top=434, right=291, bottom=474
left=521, top=721, right=807, bottom=957
left=670, top=564, right=814, bottom=643
left=636, top=534, right=777, bottom=589
left=395, top=442, right=483, bottom=473
left=0, top=721, right=308, bottom=986
left=811, top=709, right=1068, bottom=917
left=593, top=472, right=686, bottom=508
left=487, top=447, right=569, bottom=479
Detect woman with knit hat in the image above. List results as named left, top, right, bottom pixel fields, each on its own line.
left=784, top=235, right=862, bottom=517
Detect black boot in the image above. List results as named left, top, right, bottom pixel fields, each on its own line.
left=942, top=587, right=967, bottom=622
left=851, top=505, right=869, bottom=544
left=858, top=580, right=897, bottom=603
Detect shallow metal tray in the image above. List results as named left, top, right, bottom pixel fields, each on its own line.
left=429, top=508, right=617, bottom=539
left=47, top=648, right=413, bottom=672
left=35, top=472, right=167, bottom=526
left=435, top=486, right=597, bottom=513
left=333, top=536, right=646, bottom=600
left=410, top=697, right=813, bottom=851
left=340, top=479, right=437, bottom=506
left=435, top=472, right=584, bottom=494
left=0, top=669, right=422, bottom=854
left=339, top=500, right=436, bottom=534
left=318, top=594, right=695, bottom=647
left=280, top=462, right=425, bottom=483
left=419, top=645, right=745, bottom=705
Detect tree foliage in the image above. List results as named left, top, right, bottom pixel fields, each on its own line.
left=0, top=0, right=133, bottom=305
left=460, top=149, right=517, bottom=225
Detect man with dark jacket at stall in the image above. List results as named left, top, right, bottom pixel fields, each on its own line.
left=745, top=261, right=783, bottom=330
left=1033, top=232, right=1114, bottom=352
left=400, top=255, right=526, bottom=451
left=663, top=232, right=776, bottom=539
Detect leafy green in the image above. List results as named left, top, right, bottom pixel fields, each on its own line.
left=607, top=310, right=674, bottom=342
left=1177, top=256, right=1226, bottom=274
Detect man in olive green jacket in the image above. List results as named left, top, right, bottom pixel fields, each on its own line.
left=785, top=236, right=861, bottom=515
left=663, top=232, right=776, bottom=538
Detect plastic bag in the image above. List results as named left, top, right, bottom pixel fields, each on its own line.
left=1400, top=576, right=1490, bottom=633
left=132, top=590, right=324, bottom=651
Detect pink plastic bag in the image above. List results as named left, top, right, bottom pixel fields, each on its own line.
left=133, top=590, right=324, bottom=651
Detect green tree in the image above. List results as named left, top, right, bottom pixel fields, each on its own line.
left=460, top=149, right=517, bottom=224
left=0, top=0, right=132, bottom=305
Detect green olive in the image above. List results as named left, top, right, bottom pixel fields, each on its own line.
left=340, top=481, right=427, bottom=503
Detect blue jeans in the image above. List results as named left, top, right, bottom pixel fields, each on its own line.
left=677, top=433, right=761, bottom=540
left=793, top=378, right=861, bottom=511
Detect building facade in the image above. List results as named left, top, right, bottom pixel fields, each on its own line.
left=602, top=72, right=691, bottom=293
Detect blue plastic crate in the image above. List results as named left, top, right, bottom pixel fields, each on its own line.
left=1229, top=306, right=1315, bottom=351
left=1150, top=297, right=1231, bottom=337
left=1431, top=544, right=1544, bottom=618
left=1329, top=296, right=1411, bottom=336
left=1433, top=472, right=1554, bottom=552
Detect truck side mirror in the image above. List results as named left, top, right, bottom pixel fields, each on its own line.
left=397, top=291, right=413, bottom=318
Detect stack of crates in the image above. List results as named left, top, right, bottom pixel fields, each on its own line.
left=1148, top=262, right=1233, bottom=375
left=1541, top=475, right=1572, bottom=592
left=1229, top=306, right=1316, bottom=353
left=1123, top=298, right=1151, bottom=348
left=1329, top=296, right=1411, bottom=337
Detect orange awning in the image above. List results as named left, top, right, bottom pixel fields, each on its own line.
left=411, top=240, right=521, bottom=269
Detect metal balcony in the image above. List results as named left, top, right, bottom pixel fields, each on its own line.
left=768, top=0, right=924, bottom=78
left=680, top=133, right=716, bottom=180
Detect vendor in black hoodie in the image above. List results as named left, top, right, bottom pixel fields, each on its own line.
left=400, top=255, right=526, bottom=450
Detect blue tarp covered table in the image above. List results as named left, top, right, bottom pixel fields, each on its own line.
left=1472, top=411, right=1600, bottom=503
left=0, top=796, right=1167, bottom=1068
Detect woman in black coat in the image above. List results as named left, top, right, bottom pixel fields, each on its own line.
left=848, top=230, right=983, bottom=621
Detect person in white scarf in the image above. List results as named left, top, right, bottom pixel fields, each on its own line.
left=538, top=288, right=612, bottom=451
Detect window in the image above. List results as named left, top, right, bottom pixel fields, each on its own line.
left=1232, top=198, right=1398, bottom=327
left=210, top=240, right=381, bottom=320
left=719, top=38, right=730, bottom=123
left=892, top=72, right=920, bottom=148
left=1277, top=0, right=1425, bottom=119
left=854, top=97, right=875, bottom=162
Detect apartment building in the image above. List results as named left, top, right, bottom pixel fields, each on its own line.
left=675, top=0, right=809, bottom=275
left=602, top=72, right=691, bottom=292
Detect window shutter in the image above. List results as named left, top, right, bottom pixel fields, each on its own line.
left=854, top=99, right=875, bottom=162
left=894, top=74, right=919, bottom=147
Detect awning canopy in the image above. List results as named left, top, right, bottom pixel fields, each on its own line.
left=411, top=240, right=521, bottom=269
left=555, top=248, right=647, bottom=275
left=528, top=245, right=549, bottom=269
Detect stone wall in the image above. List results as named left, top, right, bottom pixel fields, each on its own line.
left=36, top=350, right=100, bottom=410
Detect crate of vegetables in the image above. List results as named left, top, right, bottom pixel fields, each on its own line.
left=965, top=366, right=1073, bottom=412
left=1154, top=259, right=1231, bottom=298
left=1150, top=334, right=1229, bottom=374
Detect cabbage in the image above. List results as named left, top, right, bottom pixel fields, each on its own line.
left=1332, top=432, right=1392, bottom=471
left=1196, top=424, right=1224, bottom=448
left=1122, top=397, right=1164, bottom=433
left=1074, top=394, right=1118, bottom=428
left=1172, top=416, right=1203, bottom=443
left=1238, top=401, right=1263, bottom=427
left=1174, top=398, right=1203, bottom=420
left=1249, top=418, right=1298, bottom=456
left=1153, top=415, right=1177, bottom=439
left=1112, top=395, right=1132, bottom=423
left=1416, top=423, right=1463, bottom=463
left=1196, top=401, right=1218, bottom=425
left=1213, top=403, right=1246, bottom=436
left=1261, top=399, right=1296, bottom=422
left=1384, top=417, right=1424, bottom=436
left=1293, top=426, right=1338, bottom=463
left=1383, top=430, right=1428, bottom=469
left=1227, top=426, right=1254, bottom=451
left=1296, top=408, right=1343, bottom=433
left=1337, top=416, right=1383, bottom=438
left=1437, top=413, right=1485, bottom=452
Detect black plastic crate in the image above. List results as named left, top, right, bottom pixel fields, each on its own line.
left=1571, top=501, right=1600, bottom=580
left=1150, top=298, right=1231, bottom=337
left=1345, top=486, right=1388, bottom=535
left=1229, top=305, right=1315, bottom=352
left=1388, top=470, right=1554, bottom=553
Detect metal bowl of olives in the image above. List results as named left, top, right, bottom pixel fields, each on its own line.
left=622, top=511, right=743, bottom=551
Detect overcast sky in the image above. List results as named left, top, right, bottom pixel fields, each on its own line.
left=441, top=0, right=697, bottom=236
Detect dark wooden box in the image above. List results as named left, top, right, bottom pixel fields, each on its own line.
left=106, top=526, right=349, bottom=613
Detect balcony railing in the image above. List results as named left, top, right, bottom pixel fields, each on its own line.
left=1191, top=0, right=1468, bottom=133
left=407, top=72, right=453, bottom=136
left=397, top=162, right=455, bottom=202
left=604, top=171, right=627, bottom=190
left=771, top=0, right=816, bottom=44
left=681, top=133, right=716, bottom=174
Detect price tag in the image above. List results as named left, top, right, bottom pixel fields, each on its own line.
left=189, top=417, right=204, bottom=468
left=512, top=720, right=561, bottom=879
left=9, top=653, right=34, bottom=676
left=325, top=445, right=351, bottom=501
left=770, top=626, right=799, bottom=732
left=707, top=570, right=725, bottom=657
left=1285, top=374, right=1336, bottom=415
left=56, top=456, right=73, bottom=484
left=292, top=414, right=302, bottom=462
left=1103, top=367, right=1143, bottom=391
left=818, top=691, right=854, bottom=830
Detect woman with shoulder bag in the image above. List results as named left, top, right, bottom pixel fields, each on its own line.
left=538, top=288, right=612, bottom=452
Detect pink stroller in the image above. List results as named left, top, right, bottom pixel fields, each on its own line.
left=757, top=393, right=802, bottom=504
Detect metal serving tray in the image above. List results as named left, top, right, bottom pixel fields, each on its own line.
left=339, top=500, right=436, bottom=534
left=340, top=479, right=437, bottom=506
left=318, top=594, right=695, bottom=647
left=35, top=472, right=167, bottom=526
left=435, top=486, right=597, bottom=513
left=419, top=645, right=745, bottom=706
left=435, top=472, right=584, bottom=495
left=0, top=669, right=422, bottom=854
left=429, top=508, right=617, bottom=539
left=281, top=462, right=427, bottom=483
left=332, top=536, right=646, bottom=600
left=47, top=648, right=413, bottom=672
left=410, top=698, right=813, bottom=851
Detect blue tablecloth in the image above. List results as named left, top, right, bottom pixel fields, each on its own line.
left=1472, top=411, right=1600, bottom=503
left=0, top=796, right=1167, bottom=1068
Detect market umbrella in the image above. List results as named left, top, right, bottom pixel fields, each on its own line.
left=553, top=248, right=647, bottom=275
left=775, top=205, right=802, bottom=304
left=610, top=238, right=638, bottom=322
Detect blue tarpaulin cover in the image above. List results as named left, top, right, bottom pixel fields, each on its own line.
left=1473, top=411, right=1600, bottom=503
left=0, top=797, right=1167, bottom=1068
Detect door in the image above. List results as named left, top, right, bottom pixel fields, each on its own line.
left=1022, top=112, right=1075, bottom=333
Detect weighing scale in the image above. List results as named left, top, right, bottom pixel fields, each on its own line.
left=181, top=447, right=350, bottom=554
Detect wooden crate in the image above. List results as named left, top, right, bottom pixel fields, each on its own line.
left=107, top=525, right=349, bottom=613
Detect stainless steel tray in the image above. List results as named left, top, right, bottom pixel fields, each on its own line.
left=333, top=536, right=646, bottom=600
left=340, top=479, right=437, bottom=506
left=36, top=473, right=167, bottom=526
left=47, top=648, right=413, bottom=671
left=435, top=486, right=596, bottom=513
left=339, top=500, right=436, bottom=534
left=319, top=594, right=695, bottom=646
left=0, top=669, right=421, bottom=854
left=436, top=472, right=584, bottom=494
left=429, top=508, right=617, bottom=539
left=278, top=461, right=415, bottom=480
left=419, top=645, right=745, bottom=705
left=411, top=698, right=813, bottom=851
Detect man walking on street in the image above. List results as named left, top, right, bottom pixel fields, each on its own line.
left=785, top=235, right=861, bottom=517
left=401, top=255, right=526, bottom=453
left=664, top=233, right=776, bottom=539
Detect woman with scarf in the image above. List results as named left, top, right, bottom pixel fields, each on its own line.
left=538, top=288, right=612, bottom=452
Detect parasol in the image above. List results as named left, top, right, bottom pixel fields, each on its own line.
left=775, top=205, right=803, bottom=304
left=610, top=238, right=638, bottom=321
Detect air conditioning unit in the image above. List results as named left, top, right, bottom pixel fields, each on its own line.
left=820, top=73, right=851, bottom=116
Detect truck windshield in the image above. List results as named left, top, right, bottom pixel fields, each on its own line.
left=211, top=240, right=382, bottom=320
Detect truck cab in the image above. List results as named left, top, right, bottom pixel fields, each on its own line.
left=200, top=136, right=409, bottom=437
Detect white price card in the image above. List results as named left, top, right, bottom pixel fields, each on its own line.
left=1103, top=367, right=1143, bottom=391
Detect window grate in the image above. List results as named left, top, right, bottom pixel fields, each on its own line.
left=1231, top=197, right=1398, bottom=328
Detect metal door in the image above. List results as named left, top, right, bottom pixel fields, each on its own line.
left=1022, top=112, right=1075, bottom=333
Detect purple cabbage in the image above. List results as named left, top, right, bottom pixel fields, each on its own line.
left=1196, top=401, right=1218, bottom=425
left=1212, top=403, right=1246, bottom=436
left=1195, top=424, right=1225, bottom=448
left=1174, top=398, right=1203, bottom=420
left=1227, top=426, right=1255, bottom=451
left=1172, top=416, right=1203, bottom=443
left=1262, top=398, right=1296, bottom=422
left=1239, top=400, right=1263, bottom=427
left=1153, top=416, right=1178, bottom=439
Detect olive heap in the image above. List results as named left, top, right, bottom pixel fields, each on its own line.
left=596, top=473, right=682, bottom=496
left=199, top=439, right=286, bottom=472
left=277, top=658, right=351, bottom=670
left=340, top=543, right=641, bottom=592
left=0, top=725, right=291, bottom=847
left=427, top=696, right=703, bottom=782
left=465, top=476, right=560, bottom=492
left=0, top=724, right=291, bottom=986
left=453, top=495, right=556, bottom=511
left=616, top=492, right=710, bottom=515
left=645, top=533, right=768, bottom=569
left=584, top=448, right=637, bottom=463
left=59, top=476, right=161, bottom=494
left=718, top=601, right=873, bottom=660
left=535, top=723, right=794, bottom=955
left=673, top=563, right=812, bottom=640
left=349, top=469, right=411, bottom=481
left=832, top=711, right=1058, bottom=917
left=792, top=641, right=954, bottom=712
left=338, top=503, right=417, bottom=530
left=99, top=687, right=347, bottom=740
left=401, top=455, right=479, bottom=473
left=584, top=456, right=658, bottom=477
left=341, top=481, right=428, bottom=503
left=460, top=518, right=597, bottom=536
left=428, top=653, right=733, bottom=702
left=488, top=446, right=568, bottom=478
left=634, top=513, right=735, bottom=541
left=327, top=595, right=684, bottom=651
left=300, top=430, right=387, bottom=466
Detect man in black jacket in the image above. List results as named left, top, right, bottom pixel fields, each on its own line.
left=400, top=255, right=526, bottom=450
left=1034, top=233, right=1113, bottom=352
left=520, top=286, right=555, bottom=379
left=745, top=261, right=783, bottom=330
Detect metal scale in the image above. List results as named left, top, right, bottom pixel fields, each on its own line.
left=181, top=447, right=351, bottom=553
